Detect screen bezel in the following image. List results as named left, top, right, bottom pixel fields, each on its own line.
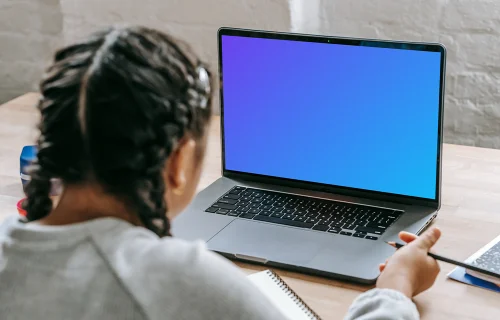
left=218, top=27, right=446, bottom=208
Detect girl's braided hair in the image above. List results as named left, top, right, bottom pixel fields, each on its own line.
left=25, top=26, right=213, bottom=237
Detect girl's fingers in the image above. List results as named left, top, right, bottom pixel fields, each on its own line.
left=399, top=231, right=418, bottom=244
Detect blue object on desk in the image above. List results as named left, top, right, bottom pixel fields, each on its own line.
left=448, top=267, right=500, bottom=293
left=20, top=145, right=37, bottom=190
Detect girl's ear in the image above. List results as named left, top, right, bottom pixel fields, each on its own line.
left=165, top=138, right=197, bottom=196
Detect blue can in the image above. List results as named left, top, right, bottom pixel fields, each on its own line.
left=20, top=145, right=37, bottom=192
left=20, top=145, right=62, bottom=196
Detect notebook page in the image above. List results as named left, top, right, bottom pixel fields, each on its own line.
left=247, top=271, right=311, bottom=320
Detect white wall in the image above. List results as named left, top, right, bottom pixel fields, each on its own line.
left=0, top=0, right=62, bottom=102
left=2, top=0, right=500, bottom=148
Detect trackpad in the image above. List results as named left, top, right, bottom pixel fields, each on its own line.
left=207, top=219, right=328, bottom=266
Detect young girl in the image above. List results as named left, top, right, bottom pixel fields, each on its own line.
left=0, top=26, right=441, bottom=320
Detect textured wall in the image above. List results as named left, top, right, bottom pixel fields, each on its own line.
left=0, top=0, right=62, bottom=103
left=0, top=0, right=291, bottom=108
left=309, top=0, right=500, bottom=148
left=1, top=0, right=500, bottom=148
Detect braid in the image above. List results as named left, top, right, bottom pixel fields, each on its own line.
left=26, top=40, right=104, bottom=221
left=25, top=164, right=52, bottom=221
left=138, top=163, right=170, bottom=237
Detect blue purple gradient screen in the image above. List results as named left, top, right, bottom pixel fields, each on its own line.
left=221, top=35, right=441, bottom=199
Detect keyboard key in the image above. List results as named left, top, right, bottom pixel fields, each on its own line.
left=271, top=212, right=284, bottom=218
left=375, top=217, right=387, bottom=224
left=251, top=198, right=263, bottom=203
left=366, top=236, right=378, bottom=240
left=365, top=223, right=388, bottom=230
left=353, top=233, right=365, bottom=238
left=261, top=205, right=273, bottom=210
left=274, top=202, right=285, bottom=207
left=343, top=225, right=356, bottom=230
left=340, top=231, right=353, bottom=236
left=212, top=203, right=237, bottom=210
left=205, top=207, right=218, bottom=213
left=228, top=212, right=239, bottom=217
left=229, top=189, right=242, bottom=195
left=239, top=213, right=256, bottom=219
left=217, top=209, right=229, bottom=215
left=295, top=210, right=307, bottom=216
left=248, top=208, right=261, bottom=214
left=258, top=211, right=272, bottom=216
left=238, top=206, right=250, bottom=212
left=253, top=193, right=263, bottom=198
left=393, top=210, right=404, bottom=216
left=224, top=194, right=241, bottom=200
left=283, top=214, right=297, bottom=220
left=234, top=186, right=245, bottom=191
left=249, top=203, right=261, bottom=208
left=306, top=217, right=318, bottom=224
left=263, top=200, right=274, bottom=205
left=283, top=208, right=296, bottom=214
left=356, top=226, right=383, bottom=235
left=318, top=219, right=331, bottom=225
left=377, top=209, right=396, bottom=216
left=242, top=191, right=253, bottom=196
left=241, top=196, right=252, bottom=201
left=271, top=207, right=283, bottom=213
left=328, top=227, right=341, bottom=234
left=218, top=199, right=238, bottom=205
left=356, top=220, right=368, bottom=226
left=295, top=216, right=306, bottom=222
left=312, top=224, right=329, bottom=231
left=332, top=222, right=345, bottom=228
left=254, top=215, right=314, bottom=229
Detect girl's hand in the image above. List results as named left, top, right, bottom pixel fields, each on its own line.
left=376, top=227, right=441, bottom=298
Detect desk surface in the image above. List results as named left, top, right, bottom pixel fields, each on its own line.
left=1, top=93, right=499, bottom=319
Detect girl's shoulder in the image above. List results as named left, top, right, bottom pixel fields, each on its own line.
left=89, top=218, right=270, bottom=319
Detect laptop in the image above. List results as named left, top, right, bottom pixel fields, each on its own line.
left=173, top=28, right=446, bottom=284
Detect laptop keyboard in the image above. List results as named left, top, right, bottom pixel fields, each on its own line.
left=205, top=186, right=403, bottom=240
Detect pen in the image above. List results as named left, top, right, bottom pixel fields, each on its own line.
left=385, top=241, right=500, bottom=280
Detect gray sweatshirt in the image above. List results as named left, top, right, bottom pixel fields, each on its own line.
left=0, top=216, right=419, bottom=320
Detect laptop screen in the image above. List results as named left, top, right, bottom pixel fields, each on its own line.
left=220, top=34, right=443, bottom=200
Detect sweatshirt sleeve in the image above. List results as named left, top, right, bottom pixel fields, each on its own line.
left=344, top=289, right=419, bottom=320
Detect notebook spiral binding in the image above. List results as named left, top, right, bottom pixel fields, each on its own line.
left=266, top=270, right=322, bottom=320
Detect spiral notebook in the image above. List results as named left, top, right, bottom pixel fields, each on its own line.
left=247, top=270, right=322, bottom=320
left=465, top=234, right=500, bottom=286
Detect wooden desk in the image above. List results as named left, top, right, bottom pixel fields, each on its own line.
left=1, top=93, right=498, bottom=319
